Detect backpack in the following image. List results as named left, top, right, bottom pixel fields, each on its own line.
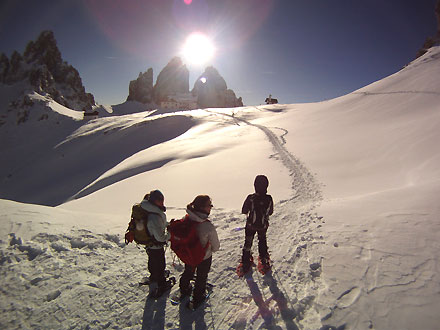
left=168, top=215, right=210, bottom=267
left=246, top=194, right=273, bottom=229
left=125, top=203, right=157, bottom=246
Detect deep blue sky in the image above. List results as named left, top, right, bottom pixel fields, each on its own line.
left=0, top=0, right=438, bottom=106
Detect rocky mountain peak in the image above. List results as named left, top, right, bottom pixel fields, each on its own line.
left=153, top=57, right=189, bottom=103
left=0, top=30, right=95, bottom=112
left=24, top=30, right=62, bottom=69
left=126, top=68, right=154, bottom=103
left=125, top=59, right=243, bottom=109
left=192, top=66, right=242, bottom=108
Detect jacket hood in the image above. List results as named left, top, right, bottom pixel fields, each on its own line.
left=187, top=208, right=209, bottom=223
left=141, top=199, right=166, bottom=215
left=254, top=175, right=269, bottom=194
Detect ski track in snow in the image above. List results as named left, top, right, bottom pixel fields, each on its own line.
left=1, top=107, right=338, bottom=330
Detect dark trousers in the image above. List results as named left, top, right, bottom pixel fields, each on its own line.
left=146, top=247, right=166, bottom=288
left=242, top=226, right=268, bottom=264
left=179, top=256, right=212, bottom=303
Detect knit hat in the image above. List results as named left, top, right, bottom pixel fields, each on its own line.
left=254, top=175, right=269, bottom=194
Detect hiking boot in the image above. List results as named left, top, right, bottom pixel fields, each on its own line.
left=236, top=261, right=252, bottom=277
left=263, top=258, right=270, bottom=267
left=257, top=256, right=271, bottom=274
left=187, top=296, right=206, bottom=311
left=242, top=262, right=252, bottom=274
left=150, top=277, right=176, bottom=298
left=259, top=254, right=270, bottom=265
left=180, top=284, right=193, bottom=298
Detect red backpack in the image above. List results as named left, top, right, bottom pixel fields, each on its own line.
left=169, top=215, right=210, bottom=267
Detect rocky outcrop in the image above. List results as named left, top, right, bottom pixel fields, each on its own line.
left=192, top=66, right=243, bottom=108
left=0, top=30, right=95, bottom=110
left=126, top=58, right=243, bottom=109
left=153, top=57, right=189, bottom=103
left=126, top=68, right=153, bottom=103
left=416, top=1, right=440, bottom=58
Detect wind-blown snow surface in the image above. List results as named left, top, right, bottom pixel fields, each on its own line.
left=1, top=47, right=440, bottom=330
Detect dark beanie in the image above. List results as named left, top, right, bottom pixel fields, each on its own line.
left=254, top=175, right=269, bottom=194
left=148, top=190, right=164, bottom=203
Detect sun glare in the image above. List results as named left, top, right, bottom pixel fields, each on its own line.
left=182, top=32, right=215, bottom=66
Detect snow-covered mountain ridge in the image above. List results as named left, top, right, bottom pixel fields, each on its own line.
left=1, top=47, right=440, bottom=330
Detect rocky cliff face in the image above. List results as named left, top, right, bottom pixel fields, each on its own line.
left=416, top=1, right=440, bottom=58
left=125, top=57, right=243, bottom=109
left=192, top=66, right=243, bottom=108
left=0, top=30, right=95, bottom=111
left=153, top=57, right=189, bottom=103
left=126, top=68, right=153, bottom=103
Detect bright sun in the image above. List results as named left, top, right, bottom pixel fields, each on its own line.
left=182, top=32, right=215, bottom=66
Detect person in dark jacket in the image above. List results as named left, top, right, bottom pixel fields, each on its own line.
left=140, top=190, right=173, bottom=298
left=179, top=195, right=220, bottom=309
left=240, top=175, right=274, bottom=274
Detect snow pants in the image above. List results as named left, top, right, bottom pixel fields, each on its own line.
left=146, top=247, right=167, bottom=288
left=179, top=256, right=212, bottom=303
left=242, top=226, right=269, bottom=264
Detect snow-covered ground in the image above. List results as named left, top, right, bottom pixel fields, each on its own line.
left=1, top=47, right=440, bottom=330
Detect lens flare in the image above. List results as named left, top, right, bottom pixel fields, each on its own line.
left=84, top=0, right=274, bottom=58
left=182, top=32, right=215, bottom=65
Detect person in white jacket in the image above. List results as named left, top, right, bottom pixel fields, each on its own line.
left=179, top=195, right=220, bottom=309
left=140, top=190, right=172, bottom=298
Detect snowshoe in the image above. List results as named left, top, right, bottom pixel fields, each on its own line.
left=236, top=255, right=255, bottom=277
left=187, top=298, right=205, bottom=311
left=236, top=262, right=252, bottom=277
left=257, top=256, right=271, bottom=275
left=170, top=285, right=193, bottom=305
left=139, top=269, right=171, bottom=286
left=149, top=276, right=176, bottom=298
left=186, top=283, right=214, bottom=311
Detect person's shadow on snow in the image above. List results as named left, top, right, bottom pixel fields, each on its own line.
left=142, top=295, right=167, bottom=330
left=178, top=300, right=208, bottom=330
left=245, top=273, right=276, bottom=326
left=262, top=271, right=299, bottom=330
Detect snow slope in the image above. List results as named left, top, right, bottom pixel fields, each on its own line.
left=1, top=47, right=440, bottom=330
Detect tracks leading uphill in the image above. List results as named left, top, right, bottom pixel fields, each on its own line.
left=202, top=108, right=328, bottom=329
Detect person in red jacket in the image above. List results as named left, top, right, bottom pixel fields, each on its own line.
left=178, top=195, right=220, bottom=309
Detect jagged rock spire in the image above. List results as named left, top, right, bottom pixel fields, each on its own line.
left=127, top=68, right=154, bottom=103
left=192, top=66, right=243, bottom=108
left=1, top=30, right=95, bottom=110
left=153, top=57, right=189, bottom=103
left=24, top=31, right=62, bottom=71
